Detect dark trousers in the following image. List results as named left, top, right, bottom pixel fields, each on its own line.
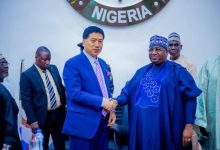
left=69, top=117, right=109, bottom=150
left=42, top=107, right=66, bottom=150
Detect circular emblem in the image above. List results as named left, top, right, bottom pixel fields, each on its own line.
left=68, top=0, right=169, bottom=27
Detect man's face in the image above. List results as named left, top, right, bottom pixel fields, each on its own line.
left=0, top=58, right=9, bottom=79
left=168, top=40, right=182, bottom=60
left=83, top=32, right=103, bottom=58
left=149, top=46, right=168, bottom=65
left=35, top=51, right=51, bottom=70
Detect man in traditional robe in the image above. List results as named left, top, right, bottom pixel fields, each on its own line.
left=115, top=35, right=202, bottom=150
left=195, top=55, right=220, bottom=150
left=168, top=32, right=197, bottom=78
left=168, top=33, right=201, bottom=150
left=0, top=53, right=21, bottom=150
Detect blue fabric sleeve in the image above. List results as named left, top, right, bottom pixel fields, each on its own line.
left=178, top=68, right=201, bottom=99
left=63, top=60, right=103, bottom=110
left=116, top=81, right=131, bottom=106
left=178, top=67, right=201, bottom=124
left=116, top=66, right=147, bottom=106
left=184, top=97, right=197, bottom=124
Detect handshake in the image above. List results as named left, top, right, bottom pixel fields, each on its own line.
left=102, top=98, right=118, bottom=111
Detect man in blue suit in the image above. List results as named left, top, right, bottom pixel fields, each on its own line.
left=20, top=46, right=66, bottom=150
left=62, top=26, right=117, bottom=150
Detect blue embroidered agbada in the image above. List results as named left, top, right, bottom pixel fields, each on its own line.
left=116, top=61, right=201, bottom=150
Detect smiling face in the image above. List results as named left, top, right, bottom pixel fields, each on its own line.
left=168, top=40, right=182, bottom=60
left=83, top=32, right=104, bottom=58
left=149, top=46, right=168, bottom=65
left=0, top=58, right=9, bottom=81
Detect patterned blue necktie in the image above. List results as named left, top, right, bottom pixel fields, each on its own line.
left=43, top=70, right=57, bottom=110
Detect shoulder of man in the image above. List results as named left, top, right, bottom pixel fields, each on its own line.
left=181, top=55, right=195, bottom=65
left=98, top=57, right=108, bottom=65
left=0, top=84, right=15, bottom=103
left=206, top=55, right=220, bottom=66
left=133, top=64, right=152, bottom=76
left=0, top=83, right=4, bottom=92
left=167, top=61, right=186, bottom=75
left=65, top=53, right=83, bottom=65
left=21, top=64, right=36, bottom=76
left=48, top=65, right=61, bottom=75
left=48, top=64, right=57, bottom=69
left=168, top=60, right=182, bottom=67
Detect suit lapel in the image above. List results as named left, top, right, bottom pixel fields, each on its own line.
left=48, top=66, right=61, bottom=94
left=81, top=53, right=102, bottom=93
left=31, top=65, right=46, bottom=93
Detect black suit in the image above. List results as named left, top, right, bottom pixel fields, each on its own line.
left=0, top=84, right=21, bottom=150
left=20, top=64, right=66, bottom=150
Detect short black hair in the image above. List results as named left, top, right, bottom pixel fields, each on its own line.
left=83, top=26, right=105, bottom=39
left=77, top=42, right=84, bottom=52
left=35, top=46, right=51, bottom=57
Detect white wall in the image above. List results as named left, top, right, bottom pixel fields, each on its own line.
left=0, top=0, right=220, bottom=100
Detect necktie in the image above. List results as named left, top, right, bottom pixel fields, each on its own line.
left=43, top=70, right=57, bottom=110
left=94, top=60, right=108, bottom=116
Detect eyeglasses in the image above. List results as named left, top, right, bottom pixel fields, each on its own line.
left=0, top=62, right=9, bottom=67
left=168, top=43, right=180, bottom=47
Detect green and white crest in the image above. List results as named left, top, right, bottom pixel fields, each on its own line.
left=68, top=0, right=169, bottom=27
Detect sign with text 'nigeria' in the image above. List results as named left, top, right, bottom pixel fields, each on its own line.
left=68, top=0, right=169, bottom=27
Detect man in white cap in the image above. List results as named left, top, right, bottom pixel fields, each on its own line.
left=168, top=32, right=197, bottom=78
left=168, top=33, right=202, bottom=150
left=0, top=52, right=21, bottom=150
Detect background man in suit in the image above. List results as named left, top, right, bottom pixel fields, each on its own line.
left=62, top=26, right=117, bottom=150
left=0, top=53, right=21, bottom=150
left=20, top=46, right=66, bottom=150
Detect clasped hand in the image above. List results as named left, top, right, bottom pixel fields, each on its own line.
left=102, top=98, right=118, bottom=111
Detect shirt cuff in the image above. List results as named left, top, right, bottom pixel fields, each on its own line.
left=101, top=98, right=105, bottom=107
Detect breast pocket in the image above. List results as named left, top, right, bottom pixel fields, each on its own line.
left=69, top=107, right=85, bottom=114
